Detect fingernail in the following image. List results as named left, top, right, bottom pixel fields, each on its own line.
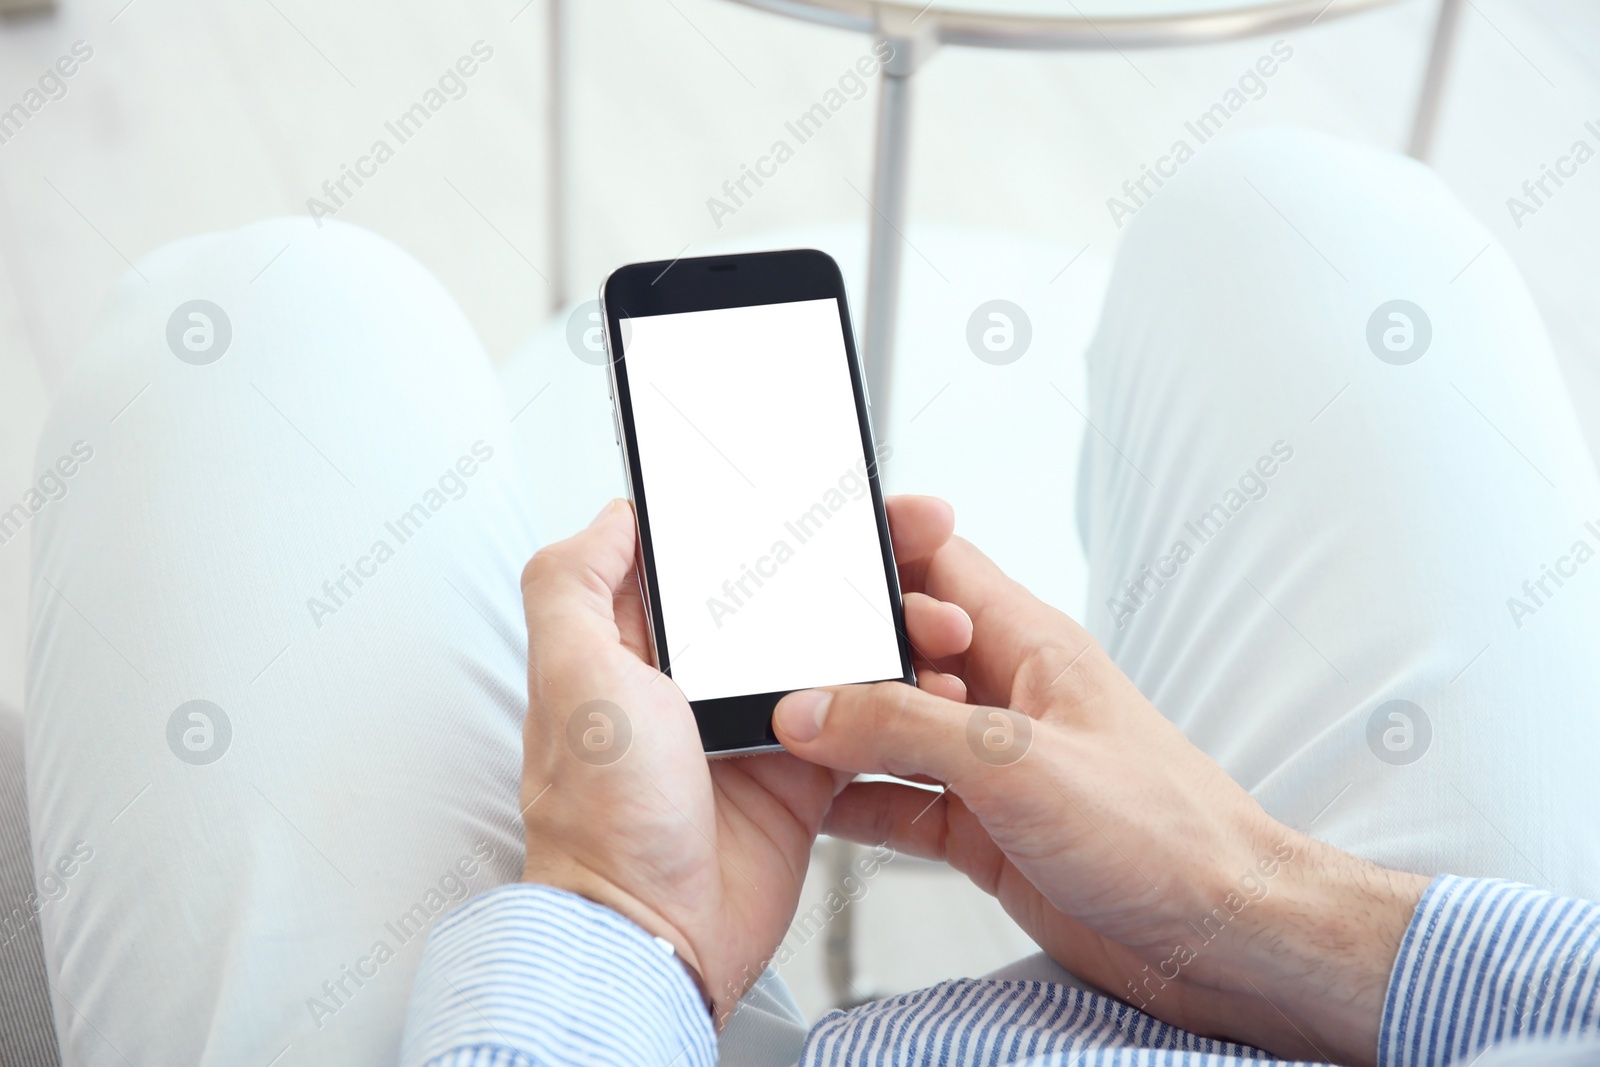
left=589, top=499, right=623, bottom=527
left=775, top=690, right=831, bottom=743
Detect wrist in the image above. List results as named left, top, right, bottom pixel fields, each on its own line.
left=1199, top=832, right=1429, bottom=1066
left=522, top=853, right=714, bottom=1018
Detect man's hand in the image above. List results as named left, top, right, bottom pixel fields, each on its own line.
left=773, top=534, right=1428, bottom=1066
left=516, top=495, right=969, bottom=1022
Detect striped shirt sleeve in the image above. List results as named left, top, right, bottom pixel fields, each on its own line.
left=397, top=883, right=716, bottom=1067
left=796, top=877, right=1600, bottom=1067
left=1381, top=876, right=1600, bottom=1067
left=396, top=876, right=1600, bottom=1067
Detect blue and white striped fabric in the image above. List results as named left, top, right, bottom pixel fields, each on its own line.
left=399, top=876, right=1600, bottom=1067
left=797, top=980, right=1289, bottom=1066
left=1382, top=877, right=1600, bottom=1067
left=398, top=887, right=716, bottom=1067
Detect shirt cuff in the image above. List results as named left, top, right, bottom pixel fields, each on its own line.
left=399, top=882, right=718, bottom=1067
left=1379, top=875, right=1600, bottom=1067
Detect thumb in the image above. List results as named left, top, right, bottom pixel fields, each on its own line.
left=522, top=498, right=637, bottom=642
left=518, top=502, right=630, bottom=607
left=773, top=682, right=1030, bottom=788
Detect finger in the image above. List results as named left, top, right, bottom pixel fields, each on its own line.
left=774, top=682, right=988, bottom=786
left=825, top=782, right=1011, bottom=893
left=522, top=499, right=638, bottom=654
left=915, top=667, right=966, bottom=703
left=885, top=495, right=954, bottom=562
left=611, top=562, right=653, bottom=664
left=713, top=751, right=836, bottom=839
left=885, top=495, right=955, bottom=591
left=823, top=780, right=953, bottom=860
left=920, top=536, right=1098, bottom=708
left=903, top=592, right=972, bottom=661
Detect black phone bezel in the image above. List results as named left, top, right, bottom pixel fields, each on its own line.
left=600, top=248, right=915, bottom=756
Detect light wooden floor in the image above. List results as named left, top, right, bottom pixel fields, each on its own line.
left=2, top=0, right=1600, bottom=1023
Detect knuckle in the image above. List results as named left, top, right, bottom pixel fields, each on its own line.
left=869, top=681, right=923, bottom=733
left=861, top=681, right=956, bottom=779
left=521, top=543, right=573, bottom=593
left=519, top=554, right=541, bottom=592
left=1016, top=638, right=1108, bottom=711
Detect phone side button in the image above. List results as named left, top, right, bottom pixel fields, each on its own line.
left=611, top=409, right=621, bottom=445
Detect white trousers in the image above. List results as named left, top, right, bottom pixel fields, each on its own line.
left=25, top=129, right=1600, bottom=1066
left=28, top=222, right=540, bottom=1065
left=1080, top=128, right=1600, bottom=894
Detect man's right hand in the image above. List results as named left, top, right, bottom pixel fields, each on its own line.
left=773, top=533, right=1428, bottom=1067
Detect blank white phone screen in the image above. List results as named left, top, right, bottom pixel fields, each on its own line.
left=620, top=297, right=903, bottom=703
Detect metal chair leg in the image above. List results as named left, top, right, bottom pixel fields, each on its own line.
left=862, top=26, right=937, bottom=444
left=863, top=54, right=914, bottom=442
left=547, top=0, right=569, bottom=310
left=823, top=837, right=863, bottom=1007
left=1408, top=0, right=1464, bottom=161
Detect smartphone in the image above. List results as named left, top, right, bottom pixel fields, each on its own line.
left=600, top=248, right=915, bottom=756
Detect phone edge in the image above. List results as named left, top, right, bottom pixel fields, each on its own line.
left=599, top=250, right=913, bottom=758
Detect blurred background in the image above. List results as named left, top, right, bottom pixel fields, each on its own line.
left=3, top=0, right=1600, bottom=1022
